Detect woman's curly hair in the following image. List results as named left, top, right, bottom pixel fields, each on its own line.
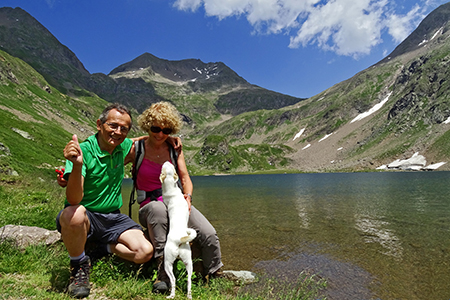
left=137, top=101, right=182, bottom=134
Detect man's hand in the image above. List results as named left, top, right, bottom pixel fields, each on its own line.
left=168, top=136, right=182, bottom=152
left=64, top=135, right=85, bottom=205
left=64, top=135, right=83, bottom=165
left=55, top=168, right=67, bottom=187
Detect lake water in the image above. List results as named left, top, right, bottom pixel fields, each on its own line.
left=122, top=171, right=450, bottom=299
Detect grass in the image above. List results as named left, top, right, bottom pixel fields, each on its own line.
left=0, top=175, right=328, bottom=300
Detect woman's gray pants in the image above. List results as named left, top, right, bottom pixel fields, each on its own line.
left=139, top=201, right=223, bottom=275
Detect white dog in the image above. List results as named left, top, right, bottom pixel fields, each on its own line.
left=160, top=161, right=197, bottom=299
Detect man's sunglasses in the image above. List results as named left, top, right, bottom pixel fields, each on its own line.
left=150, top=126, right=172, bottom=135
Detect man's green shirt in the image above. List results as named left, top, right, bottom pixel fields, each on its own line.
left=64, top=134, right=133, bottom=213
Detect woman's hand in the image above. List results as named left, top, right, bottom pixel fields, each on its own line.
left=184, top=193, right=192, bottom=213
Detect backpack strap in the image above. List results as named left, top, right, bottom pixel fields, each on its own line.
left=129, top=139, right=145, bottom=218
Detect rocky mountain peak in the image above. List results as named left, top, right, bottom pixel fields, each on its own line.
left=109, top=52, right=248, bottom=89
left=0, top=7, right=91, bottom=92
left=381, top=2, right=450, bottom=63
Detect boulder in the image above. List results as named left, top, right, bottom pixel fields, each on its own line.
left=0, top=225, right=61, bottom=249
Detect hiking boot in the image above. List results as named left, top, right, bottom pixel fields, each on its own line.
left=68, top=256, right=91, bottom=298
left=153, top=256, right=170, bottom=294
left=211, top=268, right=224, bottom=279
left=205, top=268, right=225, bottom=283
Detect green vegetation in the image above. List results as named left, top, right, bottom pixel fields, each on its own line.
left=191, top=134, right=294, bottom=174
left=429, top=129, right=450, bottom=158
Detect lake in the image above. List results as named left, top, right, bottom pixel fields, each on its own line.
left=122, top=171, right=450, bottom=299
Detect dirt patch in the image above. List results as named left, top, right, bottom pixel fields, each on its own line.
left=0, top=105, right=44, bottom=124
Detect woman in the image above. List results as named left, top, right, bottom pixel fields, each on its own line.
left=135, top=101, right=223, bottom=293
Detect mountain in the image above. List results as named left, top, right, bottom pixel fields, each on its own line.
left=200, top=2, right=450, bottom=173
left=1, top=4, right=450, bottom=176
left=380, top=2, right=450, bottom=63
left=99, top=52, right=304, bottom=116
left=0, top=49, right=109, bottom=178
left=0, top=7, right=303, bottom=120
left=0, top=7, right=92, bottom=94
left=109, top=52, right=248, bottom=90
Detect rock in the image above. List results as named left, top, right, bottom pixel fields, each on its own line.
left=11, top=127, right=33, bottom=140
left=0, top=225, right=61, bottom=249
left=222, top=270, right=258, bottom=285
left=0, top=142, right=11, bottom=156
left=6, top=169, right=19, bottom=176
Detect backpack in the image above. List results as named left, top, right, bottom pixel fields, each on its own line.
left=128, top=139, right=181, bottom=218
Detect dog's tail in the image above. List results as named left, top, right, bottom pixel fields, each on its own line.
left=180, top=228, right=197, bottom=244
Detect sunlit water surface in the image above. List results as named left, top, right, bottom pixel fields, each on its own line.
left=123, top=172, right=450, bottom=299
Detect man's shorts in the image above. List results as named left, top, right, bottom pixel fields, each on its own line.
left=56, top=208, right=142, bottom=244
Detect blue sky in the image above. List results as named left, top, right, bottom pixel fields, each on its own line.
left=2, top=0, right=449, bottom=98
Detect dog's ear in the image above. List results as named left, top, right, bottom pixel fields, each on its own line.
left=160, top=167, right=167, bottom=183
left=173, top=171, right=179, bottom=182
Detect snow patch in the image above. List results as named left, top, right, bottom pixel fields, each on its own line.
left=293, top=128, right=306, bottom=141
left=351, top=92, right=392, bottom=123
left=424, top=162, right=447, bottom=170
left=319, top=133, right=332, bottom=142
left=379, top=153, right=446, bottom=171
left=431, top=27, right=443, bottom=41
left=302, top=144, right=311, bottom=150
left=418, top=39, right=428, bottom=46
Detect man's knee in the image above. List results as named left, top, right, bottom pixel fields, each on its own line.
left=137, top=241, right=154, bottom=263
left=59, top=205, right=88, bottom=228
left=119, top=229, right=154, bottom=263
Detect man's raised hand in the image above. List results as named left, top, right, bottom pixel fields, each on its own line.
left=64, top=134, right=83, bottom=165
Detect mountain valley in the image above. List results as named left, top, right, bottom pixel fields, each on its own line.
left=1, top=4, right=450, bottom=178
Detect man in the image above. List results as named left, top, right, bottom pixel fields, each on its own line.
left=56, top=103, right=153, bottom=298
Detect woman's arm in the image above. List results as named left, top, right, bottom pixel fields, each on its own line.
left=177, top=150, right=193, bottom=211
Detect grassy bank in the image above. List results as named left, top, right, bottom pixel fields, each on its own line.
left=0, top=175, right=327, bottom=299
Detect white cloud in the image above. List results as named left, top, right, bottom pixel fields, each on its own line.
left=173, top=0, right=435, bottom=57
left=174, top=0, right=203, bottom=12
left=46, top=0, right=57, bottom=8
left=289, top=0, right=387, bottom=56
left=385, top=4, right=424, bottom=43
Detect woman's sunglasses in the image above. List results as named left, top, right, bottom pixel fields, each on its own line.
left=150, top=126, right=172, bottom=135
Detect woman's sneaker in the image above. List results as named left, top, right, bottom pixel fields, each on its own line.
left=68, top=256, right=91, bottom=298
